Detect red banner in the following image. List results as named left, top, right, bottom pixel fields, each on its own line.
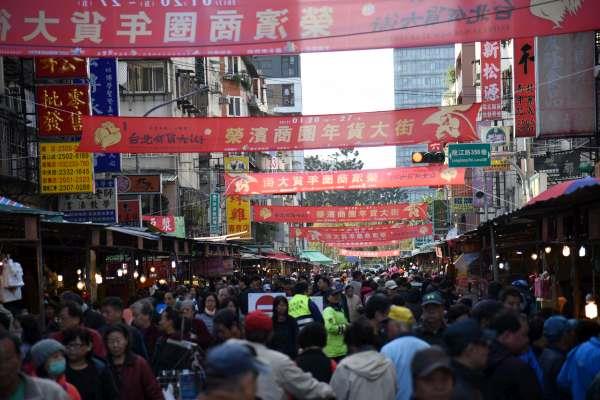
left=339, top=249, right=401, bottom=258
left=79, top=104, right=480, bottom=153
left=143, top=215, right=175, bottom=233
left=291, top=224, right=410, bottom=235
left=36, top=84, right=90, bottom=136
left=514, top=37, right=537, bottom=137
left=255, top=203, right=428, bottom=223
left=480, top=41, right=502, bottom=120
left=228, top=166, right=465, bottom=195
left=1, top=1, right=599, bottom=57
left=325, top=241, right=400, bottom=248
left=292, top=224, right=432, bottom=242
left=35, top=57, right=88, bottom=79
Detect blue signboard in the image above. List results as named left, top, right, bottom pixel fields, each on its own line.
left=90, top=58, right=121, bottom=173
left=59, top=179, right=117, bottom=223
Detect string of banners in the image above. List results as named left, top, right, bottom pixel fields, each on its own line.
left=255, top=204, right=428, bottom=223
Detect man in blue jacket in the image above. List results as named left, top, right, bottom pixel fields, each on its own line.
left=558, top=333, right=600, bottom=400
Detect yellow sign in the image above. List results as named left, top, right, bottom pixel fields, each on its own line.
left=399, top=239, right=414, bottom=251
left=226, top=196, right=251, bottom=239
left=484, top=158, right=511, bottom=172
left=224, top=156, right=249, bottom=173
left=40, top=142, right=93, bottom=194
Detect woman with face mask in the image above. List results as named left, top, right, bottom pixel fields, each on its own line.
left=30, top=338, right=82, bottom=400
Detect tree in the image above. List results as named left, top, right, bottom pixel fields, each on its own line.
left=303, top=149, right=408, bottom=206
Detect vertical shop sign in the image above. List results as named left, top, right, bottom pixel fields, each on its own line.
left=209, top=193, right=221, bottom=236
left=39, top=142, right=93, bottom=194
left=90, top=58, right=121, bottom=173
left=226, top=196, right=251, bottom=239
left=36, top=84, right=90, bottom=137
left=117, top=197, right=141, bottom=227
left=514, top=37, right=536, bottom=137
left=480, top=41, right=502, bottom=120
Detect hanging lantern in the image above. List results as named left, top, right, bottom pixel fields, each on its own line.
left=545, top=246, right=552, bottom=254
left=585, top=295, right=598, bottom=319
left=579, top=246, right=586, bottom=258
left=94, top=273, right=103, bottom=285
left=530, top=253, right=538, bottom=261
left=57, top=274, right=64, bottom=282
left=133, top=271, right=139, bottom=279
left=76, top=280, right=85, bottom=291
left=139, top=275, right=147, bottom=284
left=562, top=245, right=571, bottom=257
left=117, top=268, right=123, bottom=277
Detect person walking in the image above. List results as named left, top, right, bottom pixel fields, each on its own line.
left=130, top=299, right=161, bottom=358
left=30, top=339, right=81, bottom=400
left=414, top=291, right=447, bottom=346
left=558, top=329, right=600, bottom=400
left=288, top=281, right=323, bottom=330
left=323, top=288, right=349, bottom=361
left=342, top=285, right=362, bottom=323
left=100, top=296, right=148, bottom=359
left=411, top=346, right=455, bottom=400
left=197, top=293, right=218, bottom=336
left=540, top=316, right=576, bottom=400
left=269, top=296, right=298, bottom=359
left=381, top=334, right=430, bottom=400
left=51, top=301, right=106, bottom=359
left=296, top=322, right=336, bottom=383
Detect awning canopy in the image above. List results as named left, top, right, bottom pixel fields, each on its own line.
left=0, top=196, right=62, bottom=217
left=300, top=250, right=333, bottom=265
left=107, top=226, right=160, bottom=240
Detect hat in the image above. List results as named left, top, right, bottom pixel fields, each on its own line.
left=411, top=346, right=453, bottom=379
left=544, top=316, right=577, bottom=342
left=444, top=318, right=495, bottom=355
left=389, top=305, right=415, bottom=326
left=206, top=342, right=269, bottom=378
left=422, top=291, right=444, bottom=306
left=384, top=280, right=399, bottom=290
left=30, top=339, right=65, bottom=368
left=262, top=283, right=272, bottom=292
left=245, top=311, right=273, bottom=333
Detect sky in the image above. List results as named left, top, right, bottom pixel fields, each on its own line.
left=301, top=49, right=396, bottom=169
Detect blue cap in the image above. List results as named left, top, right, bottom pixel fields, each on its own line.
left=422, top=291, right=444, bottom=306
left=206, top=342, right=269, bottom=378
left=544, top=316, right=576, bottom=342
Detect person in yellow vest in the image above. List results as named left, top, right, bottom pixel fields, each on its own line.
left=288, top=281, right=323, bottom=330
left=323, top=287, right=349, bottom=362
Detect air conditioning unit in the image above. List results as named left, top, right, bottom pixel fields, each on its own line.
left=218, top=96, right=229, bottom=104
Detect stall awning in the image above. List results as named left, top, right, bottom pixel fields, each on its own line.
left=300, top=251, right=333, bottom=265
left=107, top=226, right=160, bottom=240
left=0, top=196, right=62, bottom=217
left=454, top=252, right=480, bottom=272
left=264, top=252, right=297, bottom=262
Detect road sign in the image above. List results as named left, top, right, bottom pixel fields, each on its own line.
left=448, top=143, right=491, bottom=168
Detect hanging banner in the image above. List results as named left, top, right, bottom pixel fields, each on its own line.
left=90, top=58, right=121, bottom=173
left=536, top=32, right=596, bottom=138
left=79, top=104, right=481, bottom=153
left=39, top=142, right=93, bottom=194
left=292, top=224, right=433, bottom=242
left=480, top=41, right=502, bottom=120
left=227, top=166, right=465, bottom=195
left=1, top=1, right=599, bottom=57
left=143, top=215, right=176, bottom=233
left=291, top=223, right=426, bottom=236
left=339, top=249, right=401, bottom=258
left=514, top=37, right=536, bottom=137
left=209, top=192, right=221, bottom=236
left=255, top=203, right=428, bottom=223
left=226, top=196, right=251, bottom=239
left=36, top=84, right=90, bottom=137
left=58, top=178, right=117, bottom=223
left=35, top=57, right=88, bottom=79
left=326, top=241, right=402, bottom=249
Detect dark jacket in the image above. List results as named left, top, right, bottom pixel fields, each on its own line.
left=451, top=359, right=485, bottom=400
left=83, top=308, right=105, bottom=331
left=296, top=348, right=334, bottom=383
left=152, top=332, right=195, bottom=374
left=269, top=317, right=299, bottom=359
left=109, top=353, right=163, bottom=400
left=66, top=357, right=118, bottom=400
left=136, top=323, right=161, bottom=359
left=414, top=323, right=446, bottom=346
left=539, top=346, right=570, bottom=400
left=485, top=340, right=542, bottom=400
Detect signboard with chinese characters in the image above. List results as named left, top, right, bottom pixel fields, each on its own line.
left=35, top=57, right=87, bottom=79
left=292, top=224, right=432, bottom=242
left=36, top=84, right=89, bottom=137
left=514, top=37, right=536, bottom=137
left=226, top=196, right=251, bottom=239
left=116, top=174, right=161, bottom=195
left=480, top=41, right=502, bottom=120
left=452, top=197, right=475, bottom=213
left=90, top=58, right=121, bottom=173
left=326, top=240, right=401, bottom=249
left=536, top=32, right=596, bottom=137
left=224, top=156, right=249, bottom=173
left=80, top=104, right=481, bottom=153
left=59, top=178, right=116, bottom=223
left=483, top=158, right=511, bottom=172
left=339, top=249, right=401, bottom=258
left=1, top=1, right=599, bottom=57
left=227, top=166, right=465, bottom=195
left=209, top=192, right=221, bottom=236
left=448, top=144, right=491, bottom=168
left=480, top=125, right=511, bottom=145
left=39, top=142, right=93, bottom=194
left=255, top=203, right=428, bottom=223
left=143, top=215, right=176, bottom=233
left=117, top=197, right=141, bottom=227
left=533, top=150, right=581, bottom=182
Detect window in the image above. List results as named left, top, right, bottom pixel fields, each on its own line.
left=126, top=63, right=166, bottom=93
left=225, top=56, right=239, bottom=75
left=227, top=96, right=241, bottom=116
left=281, top=56, right=298, bottom=77
left=281, top=84, right=294, bottom=106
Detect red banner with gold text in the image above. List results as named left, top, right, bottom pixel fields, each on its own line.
left=79, top=105, right=480, bottom=153
left=254, top=204, right=428, bottom=223
left=339, top=249, right=401, bottom=258
left=514, top=37, right=537, bottom=137
left=327, top=241, right=402, bottom=249
left=230, top=166, right=465, bottom=195
left=480, top=41, right=502, bottom=120
left=36, top=85, right=90, bottom=137
left=292, top=224, right=432, bottom=242
left=1, top=1, right=598, bottom=57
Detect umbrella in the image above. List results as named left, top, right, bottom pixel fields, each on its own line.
left=526, top=176, right=600, bottom=206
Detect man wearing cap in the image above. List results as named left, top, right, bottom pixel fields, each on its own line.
left=414, top=291, right=446, bottom=346
left=323, top=287, right=349, bottom=361
left=385, top=280, right=399, bottom=297
left=411, top=346, right=455, bottom=400
left=288, top=281, right=323, bottom=331
left=444, top=318, right=492, bottom=400
left=202, top=341, right=269, bottom=400
left=540, top=316, right=575, bottom=400
left=230, top=311, right=334, bottom=400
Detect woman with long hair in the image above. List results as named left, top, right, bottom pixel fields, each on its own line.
left=268, top=296, right=298, bottom=359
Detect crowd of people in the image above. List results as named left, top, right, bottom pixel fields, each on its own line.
left=1, top=269, right=600, bottom=400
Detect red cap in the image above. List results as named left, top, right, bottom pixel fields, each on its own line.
left=245, top=311, right=273, bottom=333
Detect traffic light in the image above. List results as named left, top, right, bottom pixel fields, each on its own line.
left=411, top=152, right=445, bottom=164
